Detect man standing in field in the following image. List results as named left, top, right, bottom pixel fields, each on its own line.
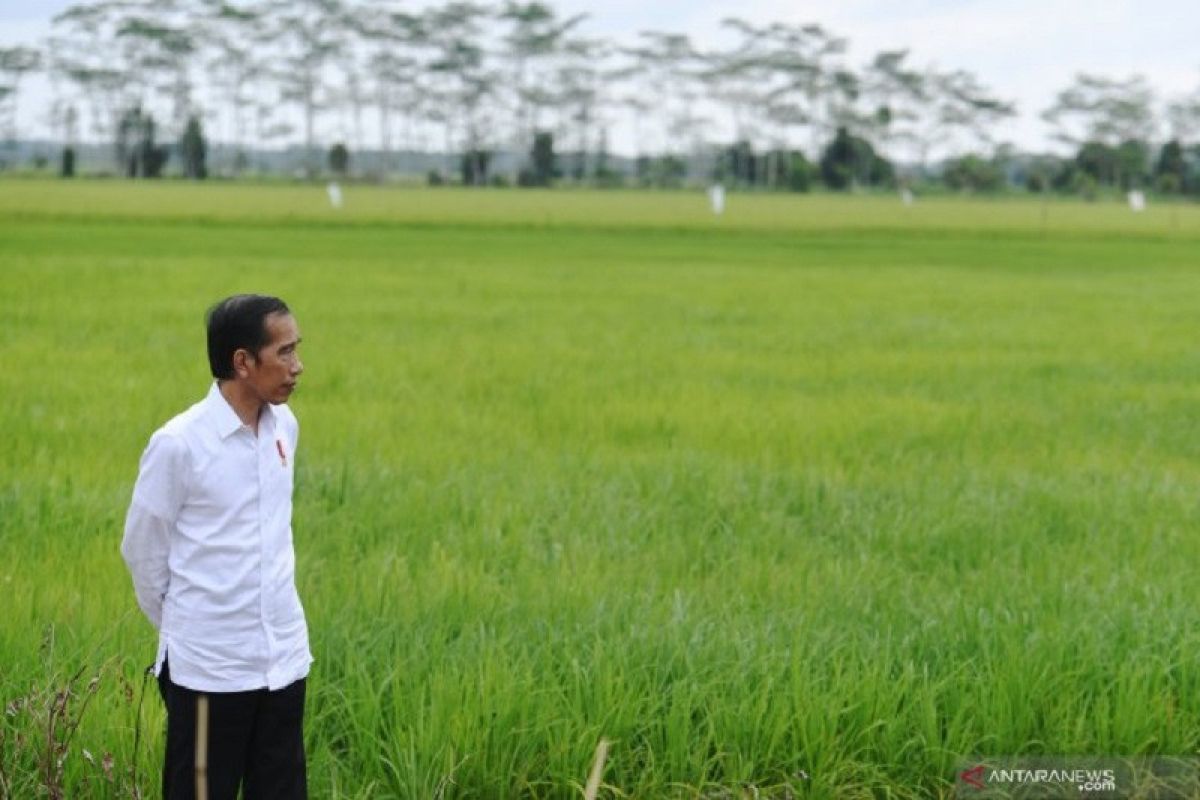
left=121, top=294, right=310, bottom=799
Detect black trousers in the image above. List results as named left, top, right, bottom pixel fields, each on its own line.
left=158, top=658, right=307, bottom=800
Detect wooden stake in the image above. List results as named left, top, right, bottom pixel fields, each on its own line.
left=583, top=737, right=610, bottom=800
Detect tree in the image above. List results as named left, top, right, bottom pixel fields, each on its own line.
left=350, top=4, right=425, bottom=176
left=180, top=114, right=207, bottom=178
left=941, top=154, right=1004, bottom=192
left=263, top=0, right=346, bottom=177
left=1074, top=141, right=1119, bottom=185
left=555, top=37, right=610, bottom=181
left=1042, top=73, right=1156, bottom=147
left=1114, top=139, right=1149, bottom=189
left=1166, top=80, right=1200, bottom=145
left=112, top=11, right=198, bottom=136
left=0, top=47, right=43, bottom=145
left=776, top=149, right=813, bottom=192
left=522, top=129, right=556, bottom=186
left=194, top=0, right=265, bottom=175
left=912, top=68, right=1015, bottom=166
left=460, top=147, right=490, bottom=185
left=591, top=127, right=621, bottom=186
left=649, top=154, right=686, bottom=188
left=701, top=21, right=870, bottom=187
left=498, top=2, right=587, bottom=179
left=422, top=2, right=498, bottom=182
left=759, top=23, right=851, bottom=157
left=47, top=1, right=198, bottom=153
left=820, top=125, right=891, bottom=190
left=49, top=3, right=134, bottom=148
left=718, top=140, right=812, bottom=191
left=1155, top=140, right=1187, bottom=193
left=366, top=47, right=421, bottom=173
left=328, top=141, right=349, bottom=175
left=621, top=31, right=703, bottom=158
left=700, top=19, right=774, bottom=157
left=717, top=140, right=758, bottom=187
left=1067, top=138, right=1149, bottom=190
left=861, top=50, right=926, bottom=167
left=759, top=24, right=855, bottom=186
left=116, top=104, right=168, bottom=177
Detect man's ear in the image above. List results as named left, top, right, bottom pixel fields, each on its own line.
left=232, top=348, right=255, bottom=378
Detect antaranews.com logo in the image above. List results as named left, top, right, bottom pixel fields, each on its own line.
left=954, top=757, right=1200, bottom=798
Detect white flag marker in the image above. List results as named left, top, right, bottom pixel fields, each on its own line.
left=327, top=181, right=344, bottom=209
left=708, top=183, right=725, bottom=215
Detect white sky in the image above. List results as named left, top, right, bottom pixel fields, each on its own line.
left=3, top=0, right=1199, bottom=156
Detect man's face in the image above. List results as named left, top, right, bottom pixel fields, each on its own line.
left=243, top=312, right=303, bottom=405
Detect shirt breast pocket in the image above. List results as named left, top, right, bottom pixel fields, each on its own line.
left=187, top=453, right=253, bottom=516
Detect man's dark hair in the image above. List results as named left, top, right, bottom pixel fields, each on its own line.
left=206, top=294, right=290, bottom=379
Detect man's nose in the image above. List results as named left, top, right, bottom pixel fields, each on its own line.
left=292, top=358, right=303, bottom=376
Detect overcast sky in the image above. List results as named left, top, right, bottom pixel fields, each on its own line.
left=3, top=0, right=1199, bottom=154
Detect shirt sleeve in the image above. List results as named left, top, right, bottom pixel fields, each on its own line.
left=121, top=431, right=188, bottom=630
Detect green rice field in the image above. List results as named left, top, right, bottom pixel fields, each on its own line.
left=2, top=179, right=1200, bottom=797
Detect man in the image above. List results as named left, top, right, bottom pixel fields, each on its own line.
left=122, top=294, right=311, bottom=799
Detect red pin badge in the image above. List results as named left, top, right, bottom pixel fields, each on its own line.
left=276, top=438, right=287, bottom=467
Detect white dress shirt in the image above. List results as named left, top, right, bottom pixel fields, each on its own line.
left=121, top=382, right=312, bottom=692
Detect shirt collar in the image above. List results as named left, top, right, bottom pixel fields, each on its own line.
left=206, top=381, right=276, bottom=439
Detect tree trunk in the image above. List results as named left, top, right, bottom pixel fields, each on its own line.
left=379, top=95, right=391, bottom=177
left=303, top=66, right=316, bottom=178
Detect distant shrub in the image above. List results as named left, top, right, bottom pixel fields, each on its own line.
left=328, top=143, right=350, bottom=176
left=592, top=167, right=624, bottom=188
left=1072, top=172, right=1099, bottom=201
left=819, top=126, right=893, bottom=190
left=942, top=154, right=1004, bottom=192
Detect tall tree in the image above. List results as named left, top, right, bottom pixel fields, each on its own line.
left=263, top=0, right=346, bottom=176
left=700, top=19, right=773, bottom=152
left=780, top=24, right=850, bottom=157
left=913, top=67, right=1015, bottom=166
left=116, top=103, right=168, bottom=177
left=49, top=2, right=134, bottom=147
left=937, top=69, right=1015, bottom=152
left=757, top=26, right=820, bottom=177
left=49, top=0, right=199, bottom=165
left=861, top=49, right=926, bottom=166
left=705, top=20, right=835, bottom=187
left=498, top=2, right=586, bottom=178
left=193, top=0, right=264, bottom=174
left=1042, top=73, right=1156, bottom=147
left=422, top=2, right=497, bottom=183
left=0, top=47, right=43, bottom=145
left=554, top=37, right=610, bottom=181
left=621, top=31, right=702, bottom=158
left=820, top=125, right=890, bottom=189
left=1165, top=80, right=1200, bottom=144
left=112, top=11, right=198, bottom=137
left=350, top=4, right=424, bottom=175
left=180, top=113, right=208, bottom=178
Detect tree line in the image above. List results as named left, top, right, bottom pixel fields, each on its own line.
left=0, top=1, right=1198, bottom=195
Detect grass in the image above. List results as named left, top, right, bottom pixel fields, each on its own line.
left=1, top=179, right=1199, bottom=797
